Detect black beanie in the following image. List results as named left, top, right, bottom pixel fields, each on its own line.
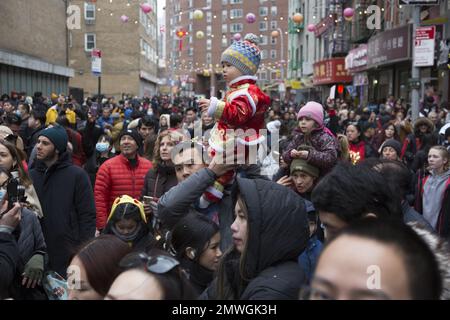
left=119, top=129, right=142, bottom=148
left=381, top=139, right=402, bottom=156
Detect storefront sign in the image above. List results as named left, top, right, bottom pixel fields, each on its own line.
left=345, top=44, right=368, bottom=73
left=313, top=58, right=353, bottom=85
left=367, top=25, right=411, bottom=68
left=399, top=0, right=439, bottom=5
left=414, top=26, right=436, bottom=67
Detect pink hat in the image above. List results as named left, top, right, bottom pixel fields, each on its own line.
left=297, top=101, right=324, bottom=126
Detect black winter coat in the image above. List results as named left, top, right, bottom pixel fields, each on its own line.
left=141, top=163, right=178, bottom=199
left=29, top=152, right=96, bottom=276
left=0, top=232, right=20, bottom=299
left=201, top=177, right=309, bottom=300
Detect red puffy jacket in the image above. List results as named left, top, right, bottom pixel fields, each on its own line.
left=94, top=154, right=152, bottom=229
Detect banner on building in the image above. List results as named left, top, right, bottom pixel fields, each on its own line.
left=91, top=49, right=102, bottom=74
left=414, top=26, right=436, bottom=67
left=91, top=49, right=102, bottom=76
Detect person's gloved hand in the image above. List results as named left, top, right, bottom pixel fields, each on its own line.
left=22, top=254, right=44, bottom=289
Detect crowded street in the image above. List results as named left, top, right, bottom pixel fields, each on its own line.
left=0, top=0, right=450, bottom=303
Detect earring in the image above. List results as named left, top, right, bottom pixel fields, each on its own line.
left=186, top=247, right=197, bottom=260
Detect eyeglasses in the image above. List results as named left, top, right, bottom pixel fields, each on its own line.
left=119, top=252, right=180, bottom=274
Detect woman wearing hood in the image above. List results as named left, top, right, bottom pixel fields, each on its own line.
left=417, top=146, right=450, bottom=239
left=401, top=117, right=435, bottom=167
left=201, top=177, right=309, bottom=300
left=103, top=195, right=156, bottom=251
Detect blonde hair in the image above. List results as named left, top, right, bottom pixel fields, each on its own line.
left=152, top=130, right=188, bottom=166
left=430, top=146, right=450, bottom=171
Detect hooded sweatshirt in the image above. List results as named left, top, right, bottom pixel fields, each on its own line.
left=423, top=169, right=450, bottom=229
left=202, top=177, right=309, bottom=299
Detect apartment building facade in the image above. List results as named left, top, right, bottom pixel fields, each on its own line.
left=68, top=0, right=159, bottom=99
left=0, top=0, right=74, bottom=96
left=165, top=0, right=289, bottom=99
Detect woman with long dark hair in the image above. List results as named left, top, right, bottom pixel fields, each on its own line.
left=168, top=213, right=222, bottom=296
left=345, top=123, right=376, bottom=165
left=201, top=177, right=309, bottom=299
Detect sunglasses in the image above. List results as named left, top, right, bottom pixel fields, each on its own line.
left=119, top=252, right=180, bottom=274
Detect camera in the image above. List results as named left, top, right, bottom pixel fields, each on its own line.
left=7, top=178, right=27, bottom=211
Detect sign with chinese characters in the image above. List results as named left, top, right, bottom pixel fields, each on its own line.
left=313, top=58, right=353, bottom=85
left=345, top=44, right=368, bottom=73
left=91, top=49, right=101, bottom=76
left=367, top=25, right=411, bottom=68
left=414, top=26, right=436, bottom=67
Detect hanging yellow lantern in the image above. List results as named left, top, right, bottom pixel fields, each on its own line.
left=196, top=31, right=205, bottom=39
left=193, top=9, right=204, bottom=20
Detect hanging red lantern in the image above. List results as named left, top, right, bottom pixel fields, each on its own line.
left=176, top=28, right=187, bottom=51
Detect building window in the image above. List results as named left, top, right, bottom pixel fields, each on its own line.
left=206, top=0, right=212, bottom=7
left=189, top=36, right=193, bottom=44
left=271, top=6, right=277, bottom=17
left=222, top=10, right=227, bottom=21
left=270, top=50, right=277, bottom=59
left=259, top=71, right=267, bottom=80
left=222, top=24, right=228, bottom=33
left=222, top=0, right=228, bottom=5
left=188, top=24, right=193, bottom=32
left=230, top=9, right=243, bottom=19
left=207, top=25, right=212, bottom=35
left=222, top=38, right=228, bottom=47
left=207, top=12, right=212, bottom=23
left=230, top=23, right=243, bottom=32
left=84, top=2, right=95, bottom=20
left=85, top=33, right=96, bottom=51
left=260, top=35, right=268, bottom=45
left=259, top=0, right=268, bottom=4
left=189, top=0, right=193, bottom=7
left=230, top=0, right=243, bottom=4
left=259, top=21, right=267, bottom=31
left=259, top=7, right=268, bottom=17
left=189, top=11, right=194, bottom=20
left=188, top=48, right=194, bottom=56
left=261, top=49, right=268, bottom=59
left=270, top=21, right=277, bottom=30
left=207, top=39, right=212, bottom=51
left=271, top=36, right=277, bottom=44
left=206, top=52, right=212, bottom=64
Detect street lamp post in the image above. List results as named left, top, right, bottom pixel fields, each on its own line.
left=274, top=28, right=285, bottom=101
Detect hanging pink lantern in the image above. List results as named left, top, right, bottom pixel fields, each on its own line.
left=140, top=3, right=153, bottom=14
left=120, top=15, right=129, bottom=23
left=233, top=33, right=242, bottom=41
left=343, top=8, right=354, bottom=19
left=246, top=13, right=256, bottom=24
left=307, top=24, right=315, bottom=32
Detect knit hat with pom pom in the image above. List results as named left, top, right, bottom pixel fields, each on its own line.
left=221, top=33, right=261, bottom=75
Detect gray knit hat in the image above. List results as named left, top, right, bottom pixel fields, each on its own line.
left=221, top=34, right=261, bottom=75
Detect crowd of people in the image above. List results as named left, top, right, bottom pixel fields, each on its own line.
left=1, top=34, right=450, bottom=301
